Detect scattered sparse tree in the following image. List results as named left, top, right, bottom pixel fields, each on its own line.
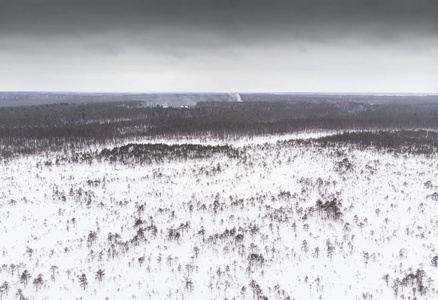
left=95, top=269, right=105, bottom=282
left=326, top=240, right=335, bottom=260
left=78, top=273, right=88, bottom=290
left=15, top=289, right=27, bottom=300
left=301, top=240, right=309, bottom=253
left=431, top=255, right=438, bottom=267
left=382, top=274, right=389, bottom=287
left=20, top=270, right=31, bottom=287
left=313, top=247, right=320, bottom=258
left=0, top=281, right=9, bottom=298
left=363, top=251, right=369, bottom=267
left=33, top=274, right=43, bottom=290
left=184, top=277, right=194, bottom=292
left=50, top=265, right=58, bottom=281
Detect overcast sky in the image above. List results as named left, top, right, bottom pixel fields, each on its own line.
left=0, top=0, right=437, bottom=93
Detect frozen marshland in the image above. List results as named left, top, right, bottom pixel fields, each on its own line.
left=0, top=133, right=437, bottom=300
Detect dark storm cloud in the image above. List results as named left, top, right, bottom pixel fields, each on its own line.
left=1, top=0, right=437, bottom=56
left=1, top=0, right=436, bottom=93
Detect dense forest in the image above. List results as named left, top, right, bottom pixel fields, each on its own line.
left=1, top=97, right=438, bottom=157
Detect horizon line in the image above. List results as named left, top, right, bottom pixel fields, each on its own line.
left=1, top=91, right=437, bottom=96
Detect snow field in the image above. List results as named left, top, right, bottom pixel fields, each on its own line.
left=0, top=135, right=437, bottom=299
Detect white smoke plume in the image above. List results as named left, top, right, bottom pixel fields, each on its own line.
left=229, top=93, right=242, bottom=102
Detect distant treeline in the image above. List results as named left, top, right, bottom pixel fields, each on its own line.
left=47, top=131, right=438, bottom=166
left=241, top=94, right=438, bottom=104
left=2, top=92, right=437, bottom=107
left=313, top=130, right=438, bottom=148
left=0, top=92, right=239, bottom=107
left=152, top=100, right=438, bottom=136
left=99, top=143, right=241, bottom=165
left=0, top=101, right=211, bottom=128
left=300, top=130, right=438, bottom=155
left=1, top=99, right=438, bottom=156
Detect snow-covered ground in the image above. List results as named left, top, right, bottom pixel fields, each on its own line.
left=0, top=133, right=437, bottom=299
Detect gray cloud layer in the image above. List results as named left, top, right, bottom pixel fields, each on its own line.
left=2, top=1, right=437, bottom=49
left=0, top=0, right=437, bottom=92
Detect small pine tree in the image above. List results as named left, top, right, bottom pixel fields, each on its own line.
left=95, top=269, right=105, bottom=282
left=363, top=251, right=369, bottom=266
left=326, top=240, right=335, bottom=260
left=33, top=274, right=43, bottom=290
left=16, top=289, right=27, bottom=300
left=431, top=255, right=438, bottom=267
left=382, top=274, right=389, bottom=286
left=301, top=240, right=309, bottom=253
left=50, top=265, right=58, bottom=281
left=0, top=281, right=10, bottom=297
left=78, top=273, right=88, bottom=290
left=20, top=270, right=31, bottom=287
left=314, top=247, right=320, bottom=258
